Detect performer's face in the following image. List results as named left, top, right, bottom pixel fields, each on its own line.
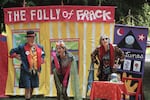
left=26, top=36, right=35, bottom=46
left=101, top=37, right=109, bottom=46
left=56, top=46, right=65, bottom=56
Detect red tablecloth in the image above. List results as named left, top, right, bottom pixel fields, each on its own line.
left=90, top=81, right=127, bottom=100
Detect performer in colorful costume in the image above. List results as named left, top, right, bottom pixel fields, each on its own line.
left=9, top=31, right=45, bottom=100
left=91, top=34, right=124, bottom=81
left=51, top=40, right=81, bottom=100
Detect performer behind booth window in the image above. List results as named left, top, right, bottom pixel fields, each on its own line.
left=51, top=40, right=82, bottom=100
left=9, top=31, right=45, bottom=100
left=91, top=34, right=124, bottom=81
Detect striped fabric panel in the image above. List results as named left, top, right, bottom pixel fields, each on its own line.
left=6, top=22, right=114, bottom=97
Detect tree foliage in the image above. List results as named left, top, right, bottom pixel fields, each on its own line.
left=137, top=3, right=150, bottom=27
left=138, top=3, right=150, bottom=40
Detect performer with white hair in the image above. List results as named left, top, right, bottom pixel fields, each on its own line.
left=91, top=34, right=125, bottom=81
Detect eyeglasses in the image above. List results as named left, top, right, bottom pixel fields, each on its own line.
left=102, top=38, right=108, bottom=41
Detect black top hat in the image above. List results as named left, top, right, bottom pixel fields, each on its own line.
left=25, top=31, right=36, bottom=37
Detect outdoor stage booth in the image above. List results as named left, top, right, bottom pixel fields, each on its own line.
left=3, top=5, right=148, bottom=99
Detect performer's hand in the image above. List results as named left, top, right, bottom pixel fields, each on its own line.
left=15, top=54, right=21, bottom=60
left=9, top=53, right=20, bottom=60
left=62, top=87, right=67, bottom=94
left=118, top=59, right=124, bottom=64
left=92, top=59, right=98, bottom=65
left=113, top=64, right=120, bottom=68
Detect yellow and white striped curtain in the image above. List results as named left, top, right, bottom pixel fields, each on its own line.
left=6, top=21, right=115, bottom=97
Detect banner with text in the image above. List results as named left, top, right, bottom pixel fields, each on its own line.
left=4, top=6, right=115, bottom=24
